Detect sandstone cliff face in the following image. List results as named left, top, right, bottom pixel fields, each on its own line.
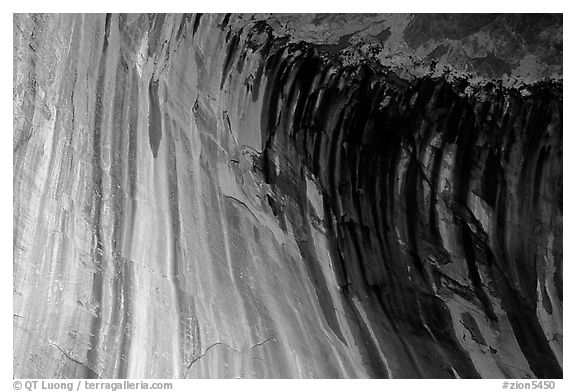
left=13, top=14, right=562, bottom=378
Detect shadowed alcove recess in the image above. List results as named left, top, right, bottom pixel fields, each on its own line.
left=253, top=33, right=562, bottom=378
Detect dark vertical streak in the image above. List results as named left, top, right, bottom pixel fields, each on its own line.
left=86, top=12, right=112, bottom=378
left=148, top=78, right=162, bottom=158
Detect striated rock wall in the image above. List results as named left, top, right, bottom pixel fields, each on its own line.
left=13, top=13, right=562, bottom=378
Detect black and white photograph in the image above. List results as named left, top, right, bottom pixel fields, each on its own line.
left=10, top=4, right=568, bottom=387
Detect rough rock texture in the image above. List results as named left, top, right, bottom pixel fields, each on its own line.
left=13, top=14, right=562, bottom=379
left=240, top=13, right=562, bottom=83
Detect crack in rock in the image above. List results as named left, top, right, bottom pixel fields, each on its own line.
left=184, top=338, right=277, bottom=378
left=47, top=340, right=100, bottom=379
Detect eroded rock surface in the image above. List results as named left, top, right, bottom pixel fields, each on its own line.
left=13, top=13, right=562, bottom=378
